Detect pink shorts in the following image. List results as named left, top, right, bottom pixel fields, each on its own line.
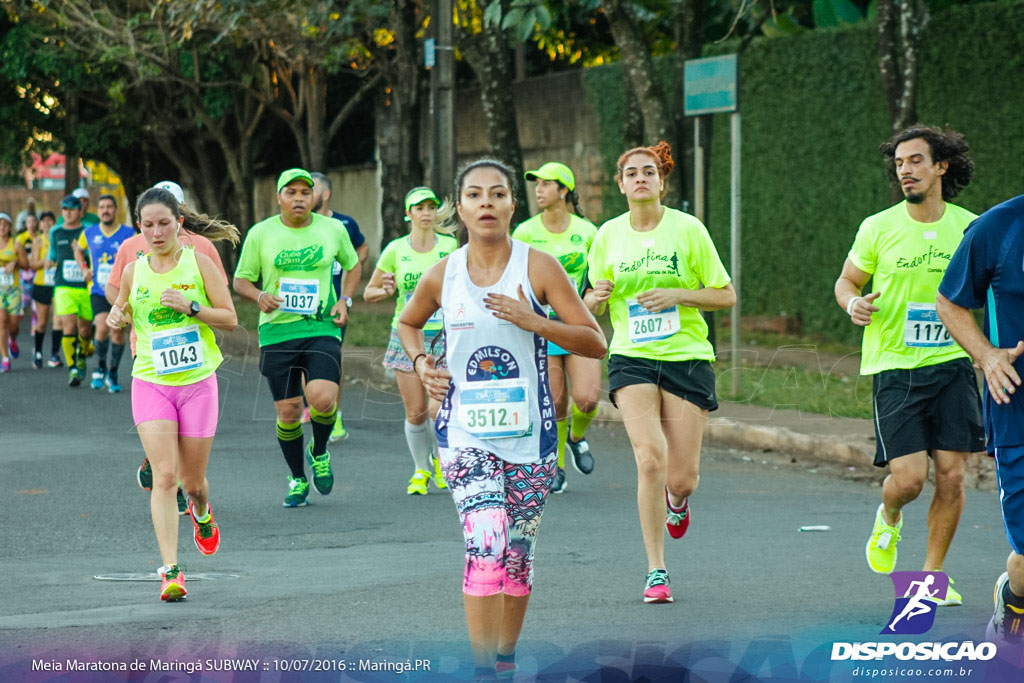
left=131, top=375, right=219, bottom=437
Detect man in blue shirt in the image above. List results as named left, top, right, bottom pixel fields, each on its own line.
left=311, top=172, right=370, bottom=441
left=937, top=194, right=1024, bottom=648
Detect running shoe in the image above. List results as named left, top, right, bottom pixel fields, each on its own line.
left=495, top=654, right=518, bottom=679
left=301, top=406, right=311, bottom=424
left=306, top=443, right=334, bottom=495
left=48, top=354, right=63, bottom=368
left=0, top=358, right=9, bottom=373
left=666, top=490, right=690, bottom=539
left=643, top=568, right=673, bottom=604
left=90, top=368, right=106, bottom=390
left=137, top=457, right=152, bottom=491
left=567, top=436, right=595, bottom=475
left=188, top=500, right=220, bottom=556
left=550, top=466, right=567, bottom=494
left=159, top=564, right=187, bottom=602
left=329, top=412, right=349, bottom=442
left=177, top=488, right=188, bottom=515
left=9, top=339, right=18, bottom=359
left=432, top=454, right=447, bottom=490
left=925, top=576, right=963, bottom=607
left=33, top=351, right=42, bottom=369
left=986, top=572, right=1024, bottom=645
left=283, top=476, right=310, bottom=507
left=406, top=469, right=431, bottom=495
left=866, top=503, right=902, bottom=574
left=68, top=366, right=82, bottom=387
left=107, top=372, right=122, bottom=393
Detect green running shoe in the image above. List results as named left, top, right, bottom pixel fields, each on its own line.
left=866, top=503, right=902, bottom=574
left=406, top=469, right=431, bottom=495
left=329, top=412, right=348, bottom=442
left=432, top=454, right=447, bottom=490
left=283, top=476, right=310, bottom=507
left=306, top=443, right=334, bottom=495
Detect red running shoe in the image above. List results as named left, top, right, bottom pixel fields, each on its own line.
left=188, top=500, right=221, bottom=556
left=666, top=490, right=690, bottom=539
left=643, top=569, right=673, bottom=604
left=160, top=564, right=187, bottom=601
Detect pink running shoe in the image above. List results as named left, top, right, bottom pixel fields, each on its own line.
left=643, top=569, right=673, bottom=604
left=666, top=490, right=690, bottom=539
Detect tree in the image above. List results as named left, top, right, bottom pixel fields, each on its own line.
left=876, top=0, right=928, bottom=136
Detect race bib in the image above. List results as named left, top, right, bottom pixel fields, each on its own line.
left=62, top=260, right=85, bottom=283
left=151, top=325, right=204, bottom=376
left=43, top=267, right=56, bottom=286
left=457, top=378, right=531, bottom=439
left=279, top=278, right=319, bottom=315
left=0, top=271, right=14, bottom=287
left=903, top=302, right=953, bottom=348
left=96, top=262, right=113, bottom=288
left=627, top=299, right=680, bottom=344
left=407, top=293, right=443, bottom=330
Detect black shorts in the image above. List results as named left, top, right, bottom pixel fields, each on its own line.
left=90, top=293, right=112, bottom=316
left=32, top=285, right=53, bottom=305
left=608, top=354, right=718, bottom=412
left=872, top=357, right=985, bottom=467
left=259, top=335, right=343, bottom=401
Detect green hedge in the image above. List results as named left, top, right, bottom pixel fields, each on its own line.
left=584, top=1, right=1024, bottom=344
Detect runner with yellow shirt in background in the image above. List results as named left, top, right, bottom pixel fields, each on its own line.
left=233, top=168, right=361, bottom=508
left=364, top=187, right=457, bottom=495
left=588, top=141, right=735, bottom=604
left=835, top=125, right=984, bottom=606
left=515, top=163, right=601, bottom=493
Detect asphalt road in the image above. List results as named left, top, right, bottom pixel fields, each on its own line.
left=1, top=341, right=1022, bottom=682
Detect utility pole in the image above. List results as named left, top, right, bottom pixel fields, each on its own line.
left=431, top=0, right=456, bottom=197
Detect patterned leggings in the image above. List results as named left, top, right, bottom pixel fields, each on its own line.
left=441, top=446, right=556, bottom=597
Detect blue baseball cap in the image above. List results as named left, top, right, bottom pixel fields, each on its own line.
left=60, top=195, right=82, bottom=210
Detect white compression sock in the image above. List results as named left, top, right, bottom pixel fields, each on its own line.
left=404, top=420, right=432, bottom=471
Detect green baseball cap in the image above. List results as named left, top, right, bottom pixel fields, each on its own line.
left=404, top=186, right=440, bottom=212
left=524, top=162, right=575, bottom=192
left=276, top=168, right=314, bottom=193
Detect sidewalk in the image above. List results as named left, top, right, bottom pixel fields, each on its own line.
left=219, top=333, right=997, bottom=492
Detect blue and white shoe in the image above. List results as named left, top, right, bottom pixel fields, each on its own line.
left=90, top=369, right=106, bottom=390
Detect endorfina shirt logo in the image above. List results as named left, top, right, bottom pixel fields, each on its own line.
left=466, top=346, right=519, bottom=381
left=881, top=571, right=946, bottom=635
left=274, top=245, right=323, bottom=271
left=619, top=249, right=680, bottom=277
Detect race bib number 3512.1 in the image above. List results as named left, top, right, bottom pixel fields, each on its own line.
left=457, top=378, right=531, bottom=439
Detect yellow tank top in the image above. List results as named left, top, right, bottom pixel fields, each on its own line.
left=129, top=247, right=222, bottom=385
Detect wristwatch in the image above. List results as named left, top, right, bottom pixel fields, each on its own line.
left=188, top=301, right=201, bottom=317
left=340, top=295, right=353, bottom=308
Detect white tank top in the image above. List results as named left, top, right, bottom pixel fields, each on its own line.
left=435, top=239, right=556, bottom=463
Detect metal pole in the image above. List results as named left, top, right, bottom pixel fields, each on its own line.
left=693, top=117, right=704, bottom=223
left=436, top=0, right=455, bottom=197
left=730, top=111, right=741, bottom=396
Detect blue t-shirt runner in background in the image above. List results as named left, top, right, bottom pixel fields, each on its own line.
left=938, top=194, right=1024, bottom=449
left=331, top=211, right=365, bottom=297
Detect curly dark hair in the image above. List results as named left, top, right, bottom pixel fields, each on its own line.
left=879, top=125, right=974, bottom=200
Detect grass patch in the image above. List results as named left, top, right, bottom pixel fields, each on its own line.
left=714, top=360, right=874, bottom=420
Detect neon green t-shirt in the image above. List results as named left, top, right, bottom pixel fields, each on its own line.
left=588, top=208, right=731, bottom=362
left=130, top=247, right=222, bottom=386
left=847, top=201, right=976, bottom=375
left=234, top=213, right=359, bottom=347
left=512, top=214, right=597, bottom=295
left=377, top=232, right=458, bottom=331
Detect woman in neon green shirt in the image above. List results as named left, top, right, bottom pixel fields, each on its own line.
left=108, top=187, right=239, bottom=602
left=514, top=162, right=601, bottom=493
left=363, top=187, right=458, bottom=495
left=587, top=142, right=735, bottom=604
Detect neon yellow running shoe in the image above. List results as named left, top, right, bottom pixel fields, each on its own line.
left=406, top=470, right=431, bottom=495
left=866, top=503, right=902, bottom=574
left=329, top=412, right=348, bottom=442
left=926, top=576, right=963, bottom=607
left=432, top=454, right=447, bottom=490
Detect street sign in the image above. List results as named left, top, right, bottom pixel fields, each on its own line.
left=424, top=38, right=436, bottom=69
left=684, top=55, right=738, bottom=115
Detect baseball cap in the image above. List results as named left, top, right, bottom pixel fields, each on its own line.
left=404, top=187, right=440, bottom=213
left=154, top=181, right=185, bottom=205
left=276, top=168, right=314, bottom=193
left=0, top=212, right=11, bottom=223
left=60, top=195, right=82, bottom=210
left=72, top=188, right=90, bottom=200
left=524, top=162, right=575, bottom=191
